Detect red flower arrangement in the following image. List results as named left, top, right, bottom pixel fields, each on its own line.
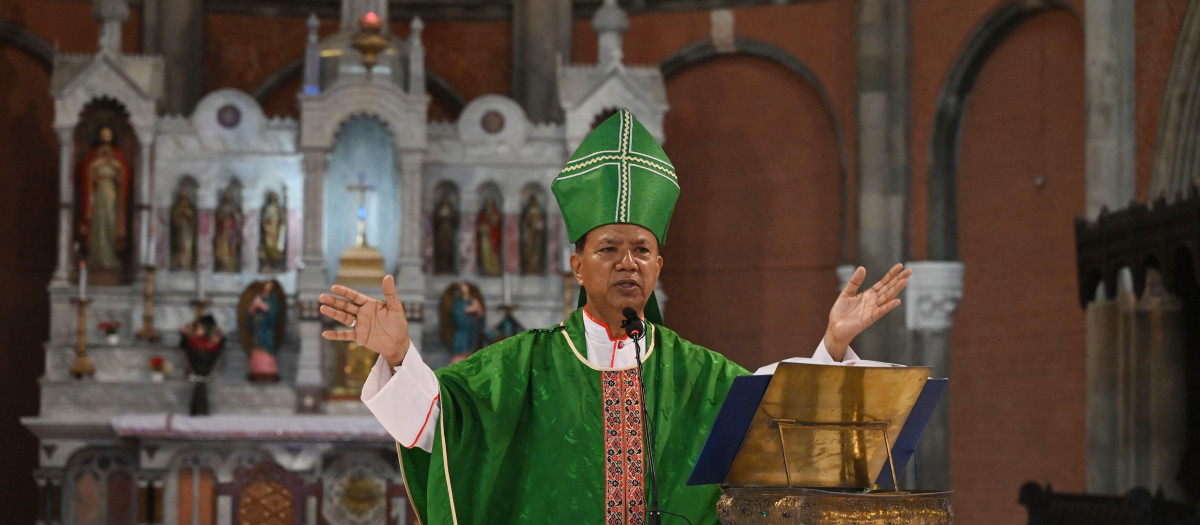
left=149, top=356, right=171, bottom=373
left=98, top=321, right=121, bottom=335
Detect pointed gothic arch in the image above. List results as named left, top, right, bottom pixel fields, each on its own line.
left=1150, top=1, right=1200, bottom=199
left=0, top=21, right=53, bottom=72
left=659, top=38, right=851, bottom=260
left=926, top=0, right=1076, bottom=260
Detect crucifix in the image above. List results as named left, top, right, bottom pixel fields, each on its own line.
left=346, top=173, right=376, bottom=247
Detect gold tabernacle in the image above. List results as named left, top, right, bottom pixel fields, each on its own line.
left=724, top=362, right=931, bottom=489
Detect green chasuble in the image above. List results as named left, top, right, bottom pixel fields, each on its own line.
left=399, top=308, right=749, bottom=524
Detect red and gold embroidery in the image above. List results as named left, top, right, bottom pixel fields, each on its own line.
left=603, top=368, right=645, bottom=525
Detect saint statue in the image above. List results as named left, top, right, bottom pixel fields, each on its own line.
left=169, top=185, right=197, bottom=271
left=519, top=193, right=546, bottom=274
left=488, top=305, right=525, bottom=342
left=259, top=191, right=286, bottom=272
left=77, top=126, right=132, bottom=271
left=439, top=282, right=486, bottom=364
left=213, top=183, right=244, bottom=273
left=179, top=315, right=225, bottom=416
left=433, top=192, right=458, bottom=274
left=476, top=196, right=502, bottom=276
left=238, top=280, right=286, bottom=382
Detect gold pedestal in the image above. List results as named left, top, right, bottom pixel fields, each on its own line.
left=135, top=266, right=160, bottom=342
left=335, top=245, right=386, bottom=287
left=716, top=488, right=952, bottom=525
left=70, top=297, right=96, bottom=379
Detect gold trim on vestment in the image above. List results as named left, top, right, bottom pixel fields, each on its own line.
left=439, top=408, right=460, bottom=524
left=394, top=442, right=425, bottom=525
left=559, top=321, right=656, bottom=371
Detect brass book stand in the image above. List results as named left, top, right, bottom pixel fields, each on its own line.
left=714, top=362, right=953, bottom=524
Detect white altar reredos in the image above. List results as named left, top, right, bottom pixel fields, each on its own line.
left=23, top=0, right=669, bottom=523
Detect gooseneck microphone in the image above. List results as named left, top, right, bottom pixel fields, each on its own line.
left=622, top=307, right=661, bottom=525
left=622, top=307, right=645, bottom=340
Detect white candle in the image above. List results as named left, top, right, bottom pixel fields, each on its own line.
left=503, top=273, right=512, bottom=305
left=146, top=233, right=156, bottom=267
left=196, top=270, right=206, bottom=301
left=78, top=261, right=87, bottom=299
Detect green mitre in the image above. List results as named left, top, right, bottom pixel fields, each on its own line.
left=552, top=109, right=679, bottom=245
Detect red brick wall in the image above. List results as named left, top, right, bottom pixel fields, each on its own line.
left=949, top=9, right=1087, bottom=523
left=1, top=2, right=141, bottom=522
left=203, top=13, right=329, bottom=100
left=205, top=12, right=512, bottom=120
left=3, top=0, right=141, bottom=54
left=0, top=41, right=58, bottom=525
left=1135, top=0, right=1189, bottom=200
left=659, top=55, right=844, bottom=370
left=578, top=2, right=856, bottom=369
left=909, top=0, right=1083, bottom=260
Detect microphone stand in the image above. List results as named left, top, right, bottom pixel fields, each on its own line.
left=625, top=312, right=661, bottom=525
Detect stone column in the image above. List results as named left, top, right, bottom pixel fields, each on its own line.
left=1089, top=270, right=1189, bottom=499
left=395, top=152, right=424, bottom=283
left=512, top=0, right=572, bottom=123
left=295, top=149, right=328, bottom=413
left=1136, top=273, right=1187, bottom=500
left=156, top=0, right=204, bottom=114
left=136, top=135, right=154, bottom=273
left=395, top=152, right=427, bottom=347
left=140, top=0, right=160, bottom=54
left=298, top=150, right=329, bottom=294
left=1085, top=280, right=1121, bottom=493
left=853, top=0, right=911, bottom=363
left=903, top=260, right=962, bottom=490
left=1082, top=0, right=1139, bottom=495
left=54, top=127, right=76, bottom=285
left=1084, top=0, right=1136, bottom=218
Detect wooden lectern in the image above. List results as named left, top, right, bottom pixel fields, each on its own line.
left=689, top=362, right=952, bottom=524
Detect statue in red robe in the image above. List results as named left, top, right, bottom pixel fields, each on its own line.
left=77, top=126, right=132, bottom=271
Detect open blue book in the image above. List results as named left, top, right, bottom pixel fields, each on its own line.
left=687, top=363, right=947, bottom=488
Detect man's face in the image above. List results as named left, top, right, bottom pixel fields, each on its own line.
left=570, top=224, right=663, bottom=319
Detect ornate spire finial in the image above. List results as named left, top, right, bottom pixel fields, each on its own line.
left=307, top=12, right=320, bottom=43
left=408, top=17, right=426, bottom=95
left=303, top=12, right=322, bottom=95
left=93, top=0, right=129, bottom=55
left=593, top=0, right=628, bottom=68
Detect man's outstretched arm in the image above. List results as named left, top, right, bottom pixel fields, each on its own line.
left=320, top=275, right=439, bottom=452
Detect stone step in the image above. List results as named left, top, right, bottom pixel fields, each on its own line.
left=39, top=380, right=296, bottom=417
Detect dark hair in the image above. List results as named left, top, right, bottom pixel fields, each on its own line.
left=199, top=315, right=217, bottom=331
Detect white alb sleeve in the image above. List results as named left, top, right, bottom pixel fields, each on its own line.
left=810, top=340, right=860, bottom=365
left=361, top=342, right=441, bottom=452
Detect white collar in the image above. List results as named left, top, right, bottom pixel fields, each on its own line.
left=581, top=307, right=630, bottom=345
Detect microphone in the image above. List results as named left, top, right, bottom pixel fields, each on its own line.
left=622, top=306, right=660, bottom=524
left=621, top=307, right=645, bottom=340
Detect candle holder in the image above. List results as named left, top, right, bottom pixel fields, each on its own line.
left=351, top=12, right=389, bottom=74
left=190, top=299, right=211, bottom=322
left=69, top=297, right=96, bottom=379
left=135, top=266, right=160, bottom=342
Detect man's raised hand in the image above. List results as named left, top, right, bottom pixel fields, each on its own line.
left=320, top=275, right=411, bottom=367
left=823, top=263, right=912, bottom=360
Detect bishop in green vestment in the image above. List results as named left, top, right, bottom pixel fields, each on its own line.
left=320, top=110, right=912, bottom=524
